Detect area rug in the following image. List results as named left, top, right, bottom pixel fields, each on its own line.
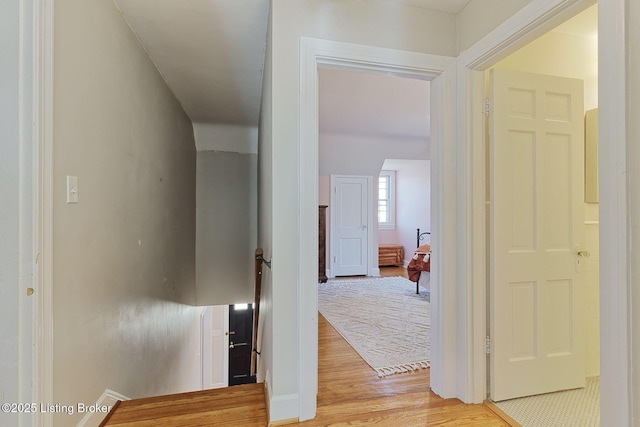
left=318, top=276, right=430, bottom=377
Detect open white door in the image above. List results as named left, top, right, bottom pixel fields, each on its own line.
left=201, top=305, right=229, bottom=389
left=331, top=175, right=370, bottom=277
left=490, top=69, right=586, bottom=401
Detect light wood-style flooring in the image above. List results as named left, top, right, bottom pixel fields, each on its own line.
left=102, top=267, right=512, bottom=426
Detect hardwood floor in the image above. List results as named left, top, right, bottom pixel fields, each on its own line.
left=103, top=267, right=511, bottom=426
left=378, top=265, right=409, bottom=279
left=101, top=383, right=267, bottom=426
left=296, top=314, right=509, bottom=426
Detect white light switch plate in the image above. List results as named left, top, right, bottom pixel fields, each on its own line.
left=66, top=175, right=78, bottom=203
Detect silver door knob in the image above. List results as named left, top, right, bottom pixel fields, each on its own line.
left=229, top=342, right=234, bottom=349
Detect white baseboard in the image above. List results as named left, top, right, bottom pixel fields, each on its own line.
left=327, top=268, right=383, bottom=278
left=264, top=379, right=299, bottom=423
left=76, top=389, right=130, bottom=427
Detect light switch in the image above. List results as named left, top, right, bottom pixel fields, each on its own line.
left=66, top=175, right=78, bottom=204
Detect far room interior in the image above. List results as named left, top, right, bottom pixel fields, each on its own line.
left=317, top=67, right=432, bottom=280
left=316, top=66, right=434, bottom=381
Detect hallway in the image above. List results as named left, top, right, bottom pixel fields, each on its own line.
left=103, top=266, right=511, bottom=426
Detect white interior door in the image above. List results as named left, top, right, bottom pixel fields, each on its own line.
left=490, top=69, right=586, bottom=401
left=331, top=176, right=370, bottom=276
left=201, top=305, right=228, bottom=389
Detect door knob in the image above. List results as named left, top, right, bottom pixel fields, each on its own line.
left=229, top=342, right=234, bottom=349
left=577, top=250, right=590, bottom=258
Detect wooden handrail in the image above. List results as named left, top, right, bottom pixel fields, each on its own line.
left=251, top=249, right=264, bottom=377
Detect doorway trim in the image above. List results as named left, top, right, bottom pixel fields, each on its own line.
left=458, top=0, right=629, bottom=424
left=299, top=37, right=456, bottom=420
left=36, top=0, right=55, bottom=425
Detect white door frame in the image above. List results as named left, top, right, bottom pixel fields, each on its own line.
left=458, top=0, right=630, bottom=424
left=1, top=0, right=43, bottom=425
left=37, top=0, right=55, bottom=425
left=299, top=38, right=456, bottom=419
left=329, top=175, right=375, bottom=278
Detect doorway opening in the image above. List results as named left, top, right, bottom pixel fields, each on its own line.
left=318, top=67, right=432, bottom=282
left=201, top=303, right=256, bottom=390
left=317, top=67, right=432, bottom=392
left=298, top=37, right=456, bottom=419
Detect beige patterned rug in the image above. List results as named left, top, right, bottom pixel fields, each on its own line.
left=318, top=276, right=430, bottom=377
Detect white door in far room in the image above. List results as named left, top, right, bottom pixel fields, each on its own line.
left=331, top=175, right=371, bottom=277
left=490, top=69, right=586, bottom=401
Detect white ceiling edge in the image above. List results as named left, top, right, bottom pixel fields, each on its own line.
left=193, top=123, right=258, bottom=154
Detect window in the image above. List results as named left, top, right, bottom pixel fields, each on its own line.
left=378, top=170, right=395, bottom=229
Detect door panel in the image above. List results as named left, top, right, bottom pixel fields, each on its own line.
left=228, top=304, right=255, bottom=386
left=201, top=305, right=228, bottom=389
left=332, top=176, right=369, bottom=276
left=490, top=69, right=585, bottom=401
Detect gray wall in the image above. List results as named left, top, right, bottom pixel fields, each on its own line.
left=52, top=0, right=201, bottom=424
left=0, top=1, right=32, bottom=425
left=196, top=151, right=257, bottom=305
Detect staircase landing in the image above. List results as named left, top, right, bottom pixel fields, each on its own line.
left=101, top=382, right=267, bottom=426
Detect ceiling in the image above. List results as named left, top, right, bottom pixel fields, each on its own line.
left=113, top=0, right=470, bottom=130
left=385, top=0, right=472, bottom=14
left=114, top=0, right=596, bottom=139
left=319, top=69, right=430, bottom=140
left=115, top=0, right=270, bottom=126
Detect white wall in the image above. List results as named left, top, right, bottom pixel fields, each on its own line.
left=318, top=133, right=429, bottom=276
left=320, top=160, right=431, bottom=272
left=319, top=133, right=429, bottom=177
left=457, top=0, right=534, bottom=53
left=52, top=0, right=201, bottom=424
left=265, top=0, right=456, bottom=420
left=492, top=21, right=600, bottom=375
left=396, top=161, right=431, bottom=264
left=492, top=30, right=598, bottom=110
left=196, top=151, right=257, bottom=306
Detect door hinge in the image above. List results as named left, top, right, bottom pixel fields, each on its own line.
left=483, top=98, right=492, bottom=117
left=485, top=336, right=492, bottom=355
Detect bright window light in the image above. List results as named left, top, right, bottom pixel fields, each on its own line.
left=378, top=170, right=396, bottom=229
